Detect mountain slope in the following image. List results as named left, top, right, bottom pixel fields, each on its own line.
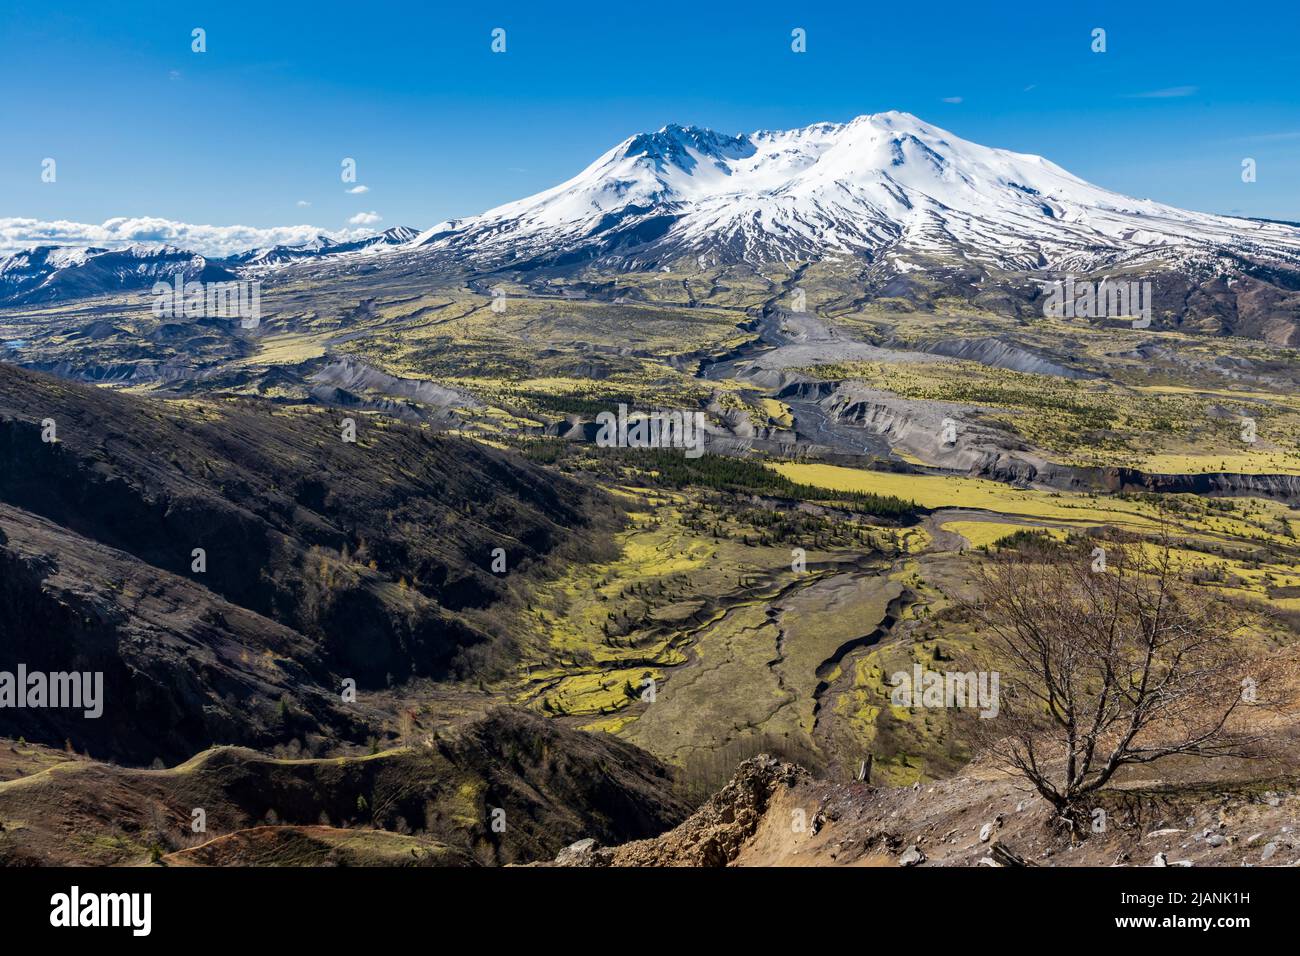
left=0, top=228, right=422, bottom=305
left=0, top=244, right=238, bottom=305
left=231, top=226, right=422, bottom=267
left=0, top=501, right=367, bottom=764
left=549, top=740, right=1300, bottom=868
left=0, top=363, right=621, bottom=761
left=0, top=709, right=690, bottom=866
left=410, top=111, right=1300, bottom=274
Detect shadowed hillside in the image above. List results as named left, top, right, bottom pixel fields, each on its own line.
left=0, top=709, right=690, bottom=866
left=0, top=364, right=621, bottom=762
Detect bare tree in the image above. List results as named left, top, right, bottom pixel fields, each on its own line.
left=969, top=535, right=1264, bottom=836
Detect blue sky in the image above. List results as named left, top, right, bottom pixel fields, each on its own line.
left=1, top=0, right=1298, bottom=251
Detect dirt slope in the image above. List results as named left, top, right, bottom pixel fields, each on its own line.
left=545, top=751, right=1300, bottom=867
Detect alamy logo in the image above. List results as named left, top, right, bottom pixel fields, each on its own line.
left=0, top=665, right=103, bottom=718
left=1042, top=277, right=1151, bottom=328
left=50, top=886, right=151, bottom=936
left=890, top=665, right=1000, bottom=718
left=595, top=403, right=706, bottom=459
left=151, top=275, right=262, bottom=328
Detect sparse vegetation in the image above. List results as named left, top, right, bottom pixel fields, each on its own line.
left=969, top=536, right=1267, bottom=837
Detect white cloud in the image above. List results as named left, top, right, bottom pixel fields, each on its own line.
left=941, top=96, right=963, bottom=104
left=0, top=216, right=379, bottom=258
left=1125, top=86, right=1197, bottom=99
left=348, top=211, right=382, bottom=226
left=346, top=185, right=370, bottom=194
left=296, top=199, right=312, bottom=207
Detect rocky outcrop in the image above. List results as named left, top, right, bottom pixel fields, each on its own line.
left=812, top=383, right=1035, bottom=474
left=548, top=748, right=1300, bottom=868
left=548, top=756, right=810, bottom=866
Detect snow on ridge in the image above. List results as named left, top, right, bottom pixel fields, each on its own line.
left=411, top=111, right=1300, bottom=270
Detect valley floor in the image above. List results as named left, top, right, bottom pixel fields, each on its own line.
left=5, top=264, right=1300, bottom=866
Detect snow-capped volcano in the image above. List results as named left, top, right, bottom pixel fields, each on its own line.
left=412, top=111, right=1300, bottom=271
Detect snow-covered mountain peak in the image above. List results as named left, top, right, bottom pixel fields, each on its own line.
left=410, top=112, right=1300, bottom=271
left=230, top=226, right=423, bottom=267
left=379, top=225, right=421, bottom=244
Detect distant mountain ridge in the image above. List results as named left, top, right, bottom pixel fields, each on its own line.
left=230, top=225, right=421, bottom=267
left=0, top=227, right=422, bottom=306
left=0, top=244, right=237, bottom=306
